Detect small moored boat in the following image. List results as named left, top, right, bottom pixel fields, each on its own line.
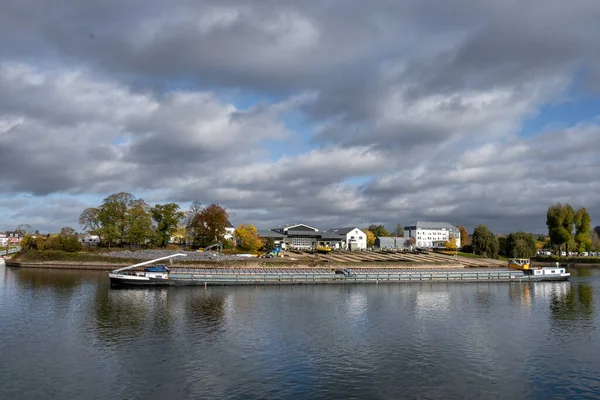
left=109, top=253, right=187, bottom=286
left=508, top=258, right=570, bottom=281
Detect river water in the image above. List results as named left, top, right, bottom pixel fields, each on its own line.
left=1, top=265, right=599, bottom=400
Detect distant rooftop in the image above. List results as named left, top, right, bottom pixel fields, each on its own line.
left=406, top=221, right=458, bottom=230
left=327, top=227, right=362, bottom=235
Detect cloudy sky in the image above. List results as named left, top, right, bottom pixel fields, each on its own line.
left=1, top=0, right=600, bottom=235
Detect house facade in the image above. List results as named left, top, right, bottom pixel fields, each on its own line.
left=404, top=221, right=460, bottom=249
left=258, top=223, right=346, bottom=250
left=327, top=227, right=367, bottom=250
left=2, top=231, right=22, bottom=246
left=224, top=220, right=235, bottom=241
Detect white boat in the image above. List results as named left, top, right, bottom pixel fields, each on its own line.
left=109, top=253, right=187, bottom=286
left=508, top=258, right=570, bottom=281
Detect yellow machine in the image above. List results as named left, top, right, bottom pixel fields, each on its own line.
left=316, top=245, right=332, bottom=254
left=508, top=258, right=531, bottom=270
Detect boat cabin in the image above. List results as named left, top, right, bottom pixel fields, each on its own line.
left=524, top=267, right=566, bottom=276
left=508, top=258, right=531, bottom=270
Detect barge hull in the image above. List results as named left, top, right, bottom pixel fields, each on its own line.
left=110, top=269, right=570, bottom=287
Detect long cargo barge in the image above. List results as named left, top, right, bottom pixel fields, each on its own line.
left=108, top=254, right=570, bottom=287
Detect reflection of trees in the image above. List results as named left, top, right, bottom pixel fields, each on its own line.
left=186, top=292, right=226, bottom=333
left=14, top=268, right=79, bottom=292
left=93, top=287, right=172, bottom=344
left=550, top=284, right=594, bottom=322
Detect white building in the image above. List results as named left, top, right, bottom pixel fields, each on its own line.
left=327, top=227, right=367, bottom=250
left=0, top=233, right=7, bottom=247
left=224, top=220, right=235, bottom=241
left=404, top=221, right=461, bottom=249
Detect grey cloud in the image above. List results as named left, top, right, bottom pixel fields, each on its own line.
left=2, top=0, right=600, bottom=234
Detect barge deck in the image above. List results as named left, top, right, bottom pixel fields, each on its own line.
left=111, top=267, right=569, bottom=286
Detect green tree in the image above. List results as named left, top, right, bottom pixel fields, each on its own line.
left=98, top=192, right=135, bottom=247
left=234, top=224, right=262, bottom=252
left=395, top=223, right=404, bottom=237
left=367, top=224, right=389, bottom=237
left=547, top=203, right=575, bottom=255
left=574, top=207, right=592, bottom=253
left=125, top=199, right=153, bottom=246
left=151, top=203, right=184, bottom=247
left=472, top=225, right=499, bottom=258
left=505, top=232, right=537, bottom=258
left=457, top=226, right=469, bottom=247
left=264, top=237, right=276, bottom=252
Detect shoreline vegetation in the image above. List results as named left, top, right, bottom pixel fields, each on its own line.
left=7, top=248, right=600, bottom=271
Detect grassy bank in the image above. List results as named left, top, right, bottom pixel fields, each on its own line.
left=535, top=255, right=600, bottom=264
left=11, top=250, right=140, bottom=264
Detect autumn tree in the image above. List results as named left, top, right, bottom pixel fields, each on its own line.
left=234, top=224, right=262, bottom=252
left=185, top=201, right=204, bottom=246
left=172, top=223, right=187, bottom=245
left=472, top=225, right=499, bottom=258
left=151, top=203, right=184, bottom=247
left=406, top=236, right=416, bottom=248
left=444, top=237, right=457, bottom=252
left=364, top=229, right=376, bottom=247
left=60, top=226, right=77, bottom=237
left=190, top=203, right=229, bottom=247
left=367, top=224, right=389, bottom=237
left=457, top=226, right=469, bottom=247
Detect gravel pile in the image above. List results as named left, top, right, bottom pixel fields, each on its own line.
left=103, top=249, right=249, bottom=262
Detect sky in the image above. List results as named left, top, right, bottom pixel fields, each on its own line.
left=1, top=0, right=600, bottom=235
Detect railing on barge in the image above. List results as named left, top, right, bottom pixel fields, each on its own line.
left=168, top=269, right=526, bottom=285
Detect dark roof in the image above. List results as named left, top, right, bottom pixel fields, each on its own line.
left=327, top=227, right=362, bottom=235
left=226, top=220, right=234, bottom=228
left=257, top=230, right=286, bottom=239
left=286, top=230, right=321, bottom=237
left=405, top=221, right=458, bottom=230
left=318, top=232, right=345, bottom=240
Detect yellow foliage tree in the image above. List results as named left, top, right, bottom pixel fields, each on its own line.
left=364, top=229, right=376, bottom=248
left=234, top=224, right=263, bottom=252
left=445, top=236, right=458, bottom=252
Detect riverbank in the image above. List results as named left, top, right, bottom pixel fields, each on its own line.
left=6, top=259, right=467, bottom=271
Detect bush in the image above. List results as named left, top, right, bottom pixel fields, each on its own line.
left=61, top=236, right=82, bottom=252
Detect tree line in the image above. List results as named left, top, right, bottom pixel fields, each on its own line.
left=78, top=193, right=234, bottom=249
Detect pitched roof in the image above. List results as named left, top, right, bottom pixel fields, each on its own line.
left=257, top=230, right=286, bottom=238
left=273, top=223, right=319, bottom=232
left=226, top=220, right=234, bottom=228
left=407, top=221, right=458, bottom=230
left=327, top=227, right=363, bottom=235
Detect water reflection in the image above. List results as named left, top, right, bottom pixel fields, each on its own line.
left=186, top=291, right=227, bottom=332
left=2, top=265, right=600, bottom=400
left=92, top=287, right=174, bottom=344
left=549, top=283, right=594, bottom=322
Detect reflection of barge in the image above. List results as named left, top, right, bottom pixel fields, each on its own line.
left=109, top=255, right=571, bottom=287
